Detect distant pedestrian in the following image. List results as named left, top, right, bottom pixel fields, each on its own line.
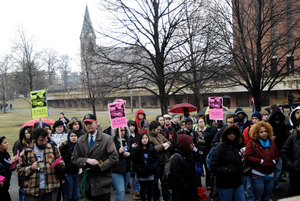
left=288, top=91, right=295, bottom=112
left=251, top=97, right=255, bottom=112
left=0, top=103, right=3, bottom=110
left=10, top=104, right=12, bottom=110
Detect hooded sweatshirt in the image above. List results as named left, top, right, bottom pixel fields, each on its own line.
left=289, top=106, right=300, bottom=130
left=268, top=105, right=287, bottom=153
left=135, top=110, right=150, bottom=134
left=234, top=107, right=250, bottom=132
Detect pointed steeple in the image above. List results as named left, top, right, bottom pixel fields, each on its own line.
left=81, top=5, right=95, bottom=37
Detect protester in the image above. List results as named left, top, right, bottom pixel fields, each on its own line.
left=112, top=127, right=132, bottom=201
left=251, top=97, right=255, bottom=112
left=277, top=103, right=290, bottom=125
left=17, top=128, right=65, bottom=201
left=59, top=129, right=81, bottom=201
left=13, top=126, right=33, bottom=201
left=133, top=133, right=160, bottom=201
left=51, top=121, right=68, bottom=146
left=171, top=134, right=201, bottom=201
left=178, top=120, right=185, bottom=133
left=235, top=107, right=251, bottom=132
left=244, top=121, right=279, bottom=201
left=127, top=120, right=141, bottom=200
left=171, top=113, right=180, bottom=132
left=59, top=112, right=70, bottom=126
left=180, top=107, right=197, bottom=124
left=210, top=125, right=245, bottom=201
left=268, top=105, right=288, bottom=191
left=288, top=106, right=300, bottom=132
left=148, top=121, right=172, bottom=201
left=243, top=111, right=262, bottom=146
left=281, top=118, right=300, bottom=197
left=135, top=110, right=150, bottom=134
left=67, top=117, right=85, bottom=137
left=71, top=114, right=119, bottom=201
left=156, top=115, right=169, bottom=139
left=261, top=110, right=269, bottom=121
left=163, top=114, right=177, bottom=155
left=0, top=136, right=18, bottom=201
left=288, top=91, right=294, bottom=112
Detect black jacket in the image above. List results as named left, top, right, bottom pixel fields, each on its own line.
left=0, top=151, right=12, bottom=189
left=171, top=122, right=180, bottom=132
left=112, top=134, right=132, bottom=173
left=59, top=142, right=79, bottom=175
left=210, top=143, right=243, bottom=189
left=281, top=131, right=300, bottom=177
left=268, top=106, right=288, bottom=153
left=235, top=107, right=251, bottom=132
left=133, top=144, right=159, bottom=178
left=211, top=125, right=245, bottom=149
left=171, top=148, right=200, bottom=201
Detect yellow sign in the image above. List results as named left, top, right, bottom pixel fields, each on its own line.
left=30, top=89, right=49, bottom=119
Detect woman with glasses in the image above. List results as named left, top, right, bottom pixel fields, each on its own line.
left=0, top=136, right=18, bottom=201
left=112, top=127, right=132, bottom=201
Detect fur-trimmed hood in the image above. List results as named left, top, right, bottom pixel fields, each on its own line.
left=220, top=124, right=242, bottom=145
left=67, top=117, right=84, bottom=131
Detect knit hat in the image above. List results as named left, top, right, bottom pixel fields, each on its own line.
left=163, top=114, right=172, bottom=119
left=172, top=113, right=179, bottom=119
left=33, top=122, right=50, bottom=129
left=53, top=120, right=64, bottom=129
left=251, top=111, right=262, bottom=121
left=177, top=134, right=194, bottom=154
left=185, top=118, right=193, bottom=125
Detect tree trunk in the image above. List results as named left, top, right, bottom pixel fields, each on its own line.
left=253, top=90, right=262, bottom=112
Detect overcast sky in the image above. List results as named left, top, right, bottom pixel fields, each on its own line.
left=0, top=0, right=101, bottom=71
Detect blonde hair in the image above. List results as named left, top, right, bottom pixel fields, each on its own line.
left=249, top=121, right=273, bottom=140
left=261, top=110, right=269, bottom=116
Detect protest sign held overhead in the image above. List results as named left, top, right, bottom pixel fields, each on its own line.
left=30, top=89, right=49, bottom=119
left=108, top=100, right=127, bottom=129
left=208, top=97, right=223, bottom=120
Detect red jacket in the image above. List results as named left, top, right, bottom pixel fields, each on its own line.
left=244, top=138, right=279, bottom=175
left=243, top=124, right=253, bottom=146
left=135, top=110, right=149, bottom=134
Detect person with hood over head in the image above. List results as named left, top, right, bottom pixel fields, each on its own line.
left=67, top=117, right=85, bottom=137
left=171, top=134, right=201, bottom=201
left=127, top=120, right=141, bottom=200
left=13, top=126, right=33, bottom=201
left=268, top=105, right=288, bottom=192
left=288, top=106, right=300, bottom=133
left=112, top=127, right=132, bottom=201
left=235, top=107, right=251, bottom=132
left=59, top=129, right=81, bottom=201
left=135, top=110, right=150, bottom=134
left=277, top=103, right=289, bottom=125
left=210, top=125, right=245, bottom=201
left=51, top=121, right=68, bottom=147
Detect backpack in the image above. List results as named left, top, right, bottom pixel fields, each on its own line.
left=162, top=153, right=183, bottom=188
left=206, top=142, right=219, bottom=172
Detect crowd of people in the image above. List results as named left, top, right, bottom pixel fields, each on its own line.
left=0, top=104, right=300, bottom=201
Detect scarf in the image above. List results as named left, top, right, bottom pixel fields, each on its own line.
left=259, top=138, right=270, bottom=148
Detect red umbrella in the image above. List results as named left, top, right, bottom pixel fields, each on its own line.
left=22, top=118, right=55, bottom=127
left=169, top=103, right=198, bottom=113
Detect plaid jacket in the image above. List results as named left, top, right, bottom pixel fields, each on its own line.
left=17, top=143, right=65, bottom=196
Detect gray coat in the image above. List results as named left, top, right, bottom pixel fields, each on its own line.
left=71, top=130, right=119, bottom=196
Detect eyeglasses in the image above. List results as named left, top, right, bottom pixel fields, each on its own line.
left=120, top=130, right=125, bottom=132
left=198, top=121, right=204, bottom=123
left=37, top=139, right=47, bottom=143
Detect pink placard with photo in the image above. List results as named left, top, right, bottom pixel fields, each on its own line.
left=208, top=97, right=223, bottom=120
left=108, top=101, right=127, bottom=129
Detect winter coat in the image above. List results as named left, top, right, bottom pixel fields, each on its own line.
left=171, top=122, right=181, bottom=132
left=50, top=132, right=68, bottom=147
left=59, top=142, right=79, bottom=175
left=194, top=128, right=206, bottom=152
left=0, top=150, right=13, bottom=189
left=281, top=130, right=300, bottom=177
left=12, top=126, right=33, bottom=187
left=244, top=138, right=279, bottom=175
left=243, top=124, right=253, bottom=146
left=289, top=106, right=300, bottom=131
left=171, top=148, right=200, bottom=201
left=67, top=118, right=85, bottom=137
left=133, top=144, right=159, bottom=178
left=165, top=125, right=178, bottom=156
left=212, top=125, right=245, bottom=148
left=135, top=110, right=150, bottom=134
left=71, top=130, right=119, bottom=197
left=127, top=120, right=140, bottom=145
left=210, top=143, right=243, bottom=189
left=112, top=128, right=132, bottom=173
left=268, top=106, right=288, bottom=153
left=148, top=131, right=171, bottom=165
left=235, top=107, right=251, bottom=132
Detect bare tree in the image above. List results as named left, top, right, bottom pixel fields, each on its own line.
left=95, top=0, right=201, bottom=114
left=213, top=0, right=300, bottom=111
left=0, top=54, right=14, bottom=113
left=58, top=54, right=72, bottom=91
left=41, top=48, right=60, bottom=90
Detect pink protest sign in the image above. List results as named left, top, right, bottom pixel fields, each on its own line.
left=208, top=97, right=223, bottom=120
left=50, top=156, right=62, bottom=168
left=0, top=175, right=5, bottom=182
left=108, top=101, right=127, bottom=129
left=11, top=150, right=20, bottom=170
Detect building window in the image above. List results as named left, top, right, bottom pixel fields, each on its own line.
left=141, top=97, right=147, bottom=107
left=57, top=100, right=60, bottom=107
left=236, top=92, right=249, bottom=107
left=287, top=55, right=294, bottom=75
left=151, top=96, right=157, bottom=106
left=174, top=95, right=183, bottom=105
left=270, top=57, right=277, bottom=77
left=81, top=100, right=85, bottom=108
left=69, top=100, right=72, bottom=108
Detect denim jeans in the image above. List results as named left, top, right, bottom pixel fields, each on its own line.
left=218, top=185, right=245, bottom=201
left=273, top=157, right=282, bottom=188
left=19, top=187, right=27, bottom=201
left=112, top=172, right=131, bottom=201
left=152, top=164, right=171, bottom=200
left=242, top=176, right=254, bottom=201
left=250, top=176, right=274, bottom=201
left=289, top=102, right=294, bottom=111
left=63, top=174, right=81, bottom=201
left=252, top=104, right=255, bottom=112
left=135, top=173, right=140, bottom=191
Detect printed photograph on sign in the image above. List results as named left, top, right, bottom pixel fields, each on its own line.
left=30, top=89, right=49, bottom=119
left=108, top=101, right=127, bottom=129
left=208, top=97, right=223, bottom=120
left=109, top=103, right=125, bottom=119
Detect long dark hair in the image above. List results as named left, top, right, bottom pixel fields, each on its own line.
left=136, top=133, right=150, bottom=152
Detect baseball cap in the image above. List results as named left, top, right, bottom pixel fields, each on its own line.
left=83, top=114, right=97, bottom=123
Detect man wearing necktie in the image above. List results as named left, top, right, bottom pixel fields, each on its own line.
left=72, top=114, right=119, bottom=201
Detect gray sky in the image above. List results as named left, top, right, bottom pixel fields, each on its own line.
left=0, top=0, right=100, bottom=71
